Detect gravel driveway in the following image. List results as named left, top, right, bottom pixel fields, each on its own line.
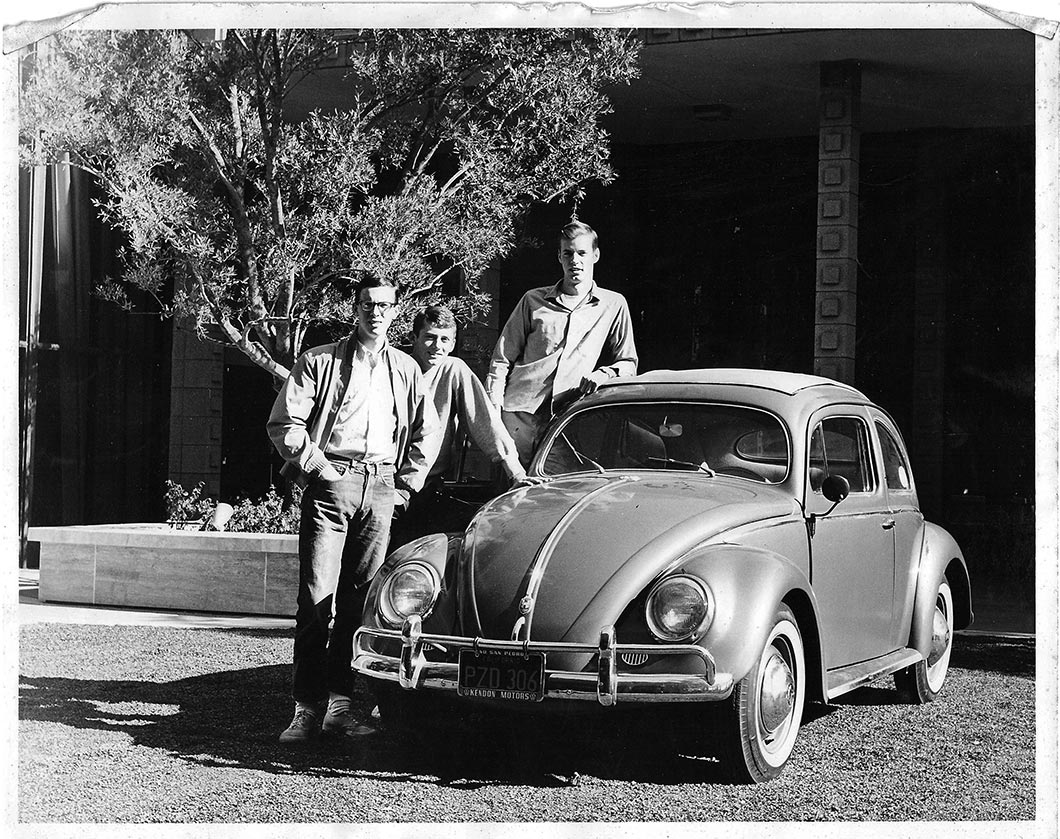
left=18, top=623, right=1035, bottom=824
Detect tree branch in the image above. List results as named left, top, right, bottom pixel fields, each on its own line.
left=439, top=163, right=473, bottom=198
left=199, top=272, right=290, bottom=379
left=185, top=98, right=268, bottom=334
left=229, top=83, right=244, bottom=161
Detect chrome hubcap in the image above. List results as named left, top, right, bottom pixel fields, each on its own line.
left=759, top=649, right=795, bottom=733
left=928, top=603, right=951, bottom=666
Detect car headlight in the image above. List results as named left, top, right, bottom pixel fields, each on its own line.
left=379, top=561, right=441, bottom=626
left=645, top=575, right=714, bottom=642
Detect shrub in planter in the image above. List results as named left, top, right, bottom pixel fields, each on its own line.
left=165, top=481, right=301, bottom=534
left=163, top=481, right=215, bottom=528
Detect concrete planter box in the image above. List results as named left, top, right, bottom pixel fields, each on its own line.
left=28, top=524, right=299, bottom=617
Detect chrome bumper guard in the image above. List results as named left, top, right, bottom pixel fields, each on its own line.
left=352, top=615, right=734, bottom=706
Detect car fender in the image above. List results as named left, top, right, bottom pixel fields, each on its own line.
left=360, top=534, right=460, bottom=631
left=908, top=522, right=974, bottom=655
left=676, top=543, right=827, bottom=698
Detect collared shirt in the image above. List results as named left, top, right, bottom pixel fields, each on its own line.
left=267, top=337, right=440, bottom=495
left=327, top=341, right=397, bottom=463
left=486, top=281, right=638, bottom=413
left=422, top=356, right=523, bottom=480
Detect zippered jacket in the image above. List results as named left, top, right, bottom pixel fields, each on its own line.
left=267, top=336, right=440, bottom=496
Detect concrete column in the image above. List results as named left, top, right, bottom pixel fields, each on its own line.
left=814, top=61, right=861, bottom=384
left=20, top=156, right=46, bottom=561
left=52, top=158, right=87, bottom=523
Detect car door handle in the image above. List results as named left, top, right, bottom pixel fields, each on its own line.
left=882, top=518, right=896, bottom=530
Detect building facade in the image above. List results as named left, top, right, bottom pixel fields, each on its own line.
left=19, top=25, right=1041, bottom=601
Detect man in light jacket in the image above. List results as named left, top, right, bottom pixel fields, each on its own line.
left=267, top=276, right=438, bottom=743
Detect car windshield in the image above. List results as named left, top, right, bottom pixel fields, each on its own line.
left=538, top=402, right=789, bottom=482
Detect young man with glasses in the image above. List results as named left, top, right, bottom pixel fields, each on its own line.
left=486, top=220, right=638, bottom=467
left=267, top=276, right=438, bottom=743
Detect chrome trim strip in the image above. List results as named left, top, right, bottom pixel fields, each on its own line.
left=825, top=647, right=923, bottom=700
left=515, top=475, right=639, bottom=641
left=510, top=616, right=526, bottom=641
left=353, top=621, right=731, bottom=706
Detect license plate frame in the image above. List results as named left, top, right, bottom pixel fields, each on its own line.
left=457, top=649, right=546, bottom=702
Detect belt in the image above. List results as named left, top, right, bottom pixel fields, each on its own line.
left=326, top=455, right=394, bottom=472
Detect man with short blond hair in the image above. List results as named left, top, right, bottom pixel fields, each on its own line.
left=486, top=220, right=638, bottom=466
left=390, top=304, right=529, bottom=546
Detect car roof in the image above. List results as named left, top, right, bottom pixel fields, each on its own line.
left=600, top=368, right=870, bottom=400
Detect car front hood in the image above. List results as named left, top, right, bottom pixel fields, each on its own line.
left=458, top=473, right=797, bottom=644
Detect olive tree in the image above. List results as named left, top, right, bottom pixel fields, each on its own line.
left=20, top=28, right=640, bottom=379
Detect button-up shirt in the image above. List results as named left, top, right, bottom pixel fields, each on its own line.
left=486, top=281, right=638, bottom=413
left=327, top=341, right=397, bottom=463
left=267, top=337, right=439, bottom=495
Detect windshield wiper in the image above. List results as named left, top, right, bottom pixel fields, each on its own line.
left=560, top=433, right=607, bottom=474
left=647, top=456, right=715, bottom=476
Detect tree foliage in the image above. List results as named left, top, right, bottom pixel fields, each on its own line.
left=20, top=28, right=640, bottom=379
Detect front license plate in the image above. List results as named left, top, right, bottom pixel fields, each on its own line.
left=457, top=649, right=546, bottom=702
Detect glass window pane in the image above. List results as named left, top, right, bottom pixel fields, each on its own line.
left=876, top=422, right=912, bottom=490
left=540, top=402, right=788, bottom=482
left=818, top=416, right=873, bottom=492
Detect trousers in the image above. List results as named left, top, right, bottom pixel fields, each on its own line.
left=501, top=409, right=549, bottom=469
left=292, top=461, right=395, bottom=703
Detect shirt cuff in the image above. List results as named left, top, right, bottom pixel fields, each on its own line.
left=499, top=455, right=526, bottom=481
left=303, top=449, right=331, bottom=476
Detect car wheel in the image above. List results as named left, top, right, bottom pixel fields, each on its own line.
left=894, top=578, right=954, bottom=703
left=718, top=604, right=806, bottom=783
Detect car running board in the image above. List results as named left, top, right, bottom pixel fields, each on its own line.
left=825, top=648, right=924, bottom=701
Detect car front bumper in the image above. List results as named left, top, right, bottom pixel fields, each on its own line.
left=352, top=615, right=735, bottom=706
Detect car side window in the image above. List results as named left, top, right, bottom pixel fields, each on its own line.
left=875, top=422, right=912, bottom=490
left=809, top=416, right=875, bottom=493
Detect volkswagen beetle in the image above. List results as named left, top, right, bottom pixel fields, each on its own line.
left=352, top=369, right=973, bottom=782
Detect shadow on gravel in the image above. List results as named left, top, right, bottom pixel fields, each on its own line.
left=18, top=634, right=1032, bottom=789
left=18, top=663, right=736, bottom=787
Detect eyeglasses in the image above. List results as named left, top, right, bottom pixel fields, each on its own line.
left=358, top=301, right=396, bottom=313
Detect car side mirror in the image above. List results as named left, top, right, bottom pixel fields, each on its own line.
left=821, top=474, right=850, bottom=504
left=807, top=474, right=850, bottom=538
